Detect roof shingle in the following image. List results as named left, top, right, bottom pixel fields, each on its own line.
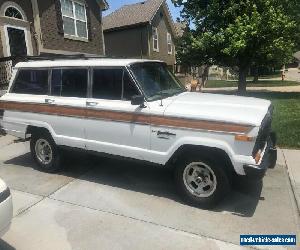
left=103, top=0, right=164, bottom=31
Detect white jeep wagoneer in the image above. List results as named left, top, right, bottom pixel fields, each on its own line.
left=0, top=57, right=277, bottom=208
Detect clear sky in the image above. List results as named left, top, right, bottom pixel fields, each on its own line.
left=103, top=0, right=182, bottom=21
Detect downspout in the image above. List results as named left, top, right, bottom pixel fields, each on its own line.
left=147, top=23, right=151, bottom=59
left=100, top=10, right=106, bottom=56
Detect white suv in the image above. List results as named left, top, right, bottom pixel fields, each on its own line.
left=0, top=178, right=13, bottom=237
left=0, top=57, right=277, bottom=208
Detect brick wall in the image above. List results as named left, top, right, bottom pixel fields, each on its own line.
left=38, top=0, right=104, bottom=55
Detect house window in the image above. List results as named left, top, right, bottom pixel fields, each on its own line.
left=5, top=6, right=23, bottom=20
left=61, top=0, right=88, bottom=39
left=152, top=27, right=159, bottom=52
left=167, top=32, right=172, bottom=55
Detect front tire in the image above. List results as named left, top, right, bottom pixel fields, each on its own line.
left=30, top=131, right=61, bottom=173
left=174, top=153, right=230, bottom=208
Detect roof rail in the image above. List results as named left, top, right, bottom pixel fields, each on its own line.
left=0, top=54, right=109, bottom=63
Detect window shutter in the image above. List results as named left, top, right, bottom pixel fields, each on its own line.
left=85, top=2, right=93, bottom=41
left=55, top=0, right=64, bottom=35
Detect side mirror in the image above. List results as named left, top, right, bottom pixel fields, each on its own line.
left=131, top=95, right=145, bottom=107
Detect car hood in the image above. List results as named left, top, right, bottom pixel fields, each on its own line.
left=163, top=92, right=271, bottom=126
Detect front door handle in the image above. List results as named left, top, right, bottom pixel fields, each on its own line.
left=45, top=98, right=55, bottom=104
left=156, top=131, right=176, bottom=139
left=157, top=131, right=176, bottom=136
left=86, top=101, right=98, bottom=106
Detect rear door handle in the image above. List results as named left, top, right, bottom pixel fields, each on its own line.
left=45, top=98, right=55, bottom=104
left=86, top=101, right=98, bottom=107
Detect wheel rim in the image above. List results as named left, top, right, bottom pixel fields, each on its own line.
left=183, top=162, right=217, bottom=198
left=35, top=139, right=53, bottom=165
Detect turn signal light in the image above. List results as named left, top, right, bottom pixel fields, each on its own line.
left=235, top=135, right=254, bottom=142
left=254, top=150, right=262, bottom=164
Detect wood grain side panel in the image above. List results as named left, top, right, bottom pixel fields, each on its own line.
left=0, top=101, right=86, bottom=118
left=0, top=101, right=252, bottom=134
left=151, top=116, right=252, bottom=134
left=86, top=109, right=150, bottom=124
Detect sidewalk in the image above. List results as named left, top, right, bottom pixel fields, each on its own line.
left=281, top=149, right=300, bottom=213
left=203, top=85, right=300, bottom=93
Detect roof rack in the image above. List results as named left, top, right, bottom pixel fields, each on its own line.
left=0, top=54, right=110, bottom=63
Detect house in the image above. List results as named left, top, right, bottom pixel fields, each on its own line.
left=0, top=0, right=108, bottom=85
left=103, top=0, right=176, bottom=71
left=0, top=0, right=109, bottom=57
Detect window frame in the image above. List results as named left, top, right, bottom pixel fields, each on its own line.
left=49, top=67, right=90, bottom=98
left=90, top=67, right=142, bottom=101
left=60, top=0, right=88, bottom=39
left=152, top=27, right=159, bottom=52
left=10, top=68, right=51, bottom=95
left=167, top=32, right=172, bottom=55
left=4, top=6, right=24, bottom=20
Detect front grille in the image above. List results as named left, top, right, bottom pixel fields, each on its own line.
left=252, top=106, right=273, bottom=157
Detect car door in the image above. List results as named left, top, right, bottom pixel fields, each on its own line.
left=84, top=67, right=151, bottom=161
left=47, top=68, right=87, bottom=149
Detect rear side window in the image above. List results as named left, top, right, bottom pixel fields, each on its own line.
left=12, top=69, right=48, bottom=95
left=93, top=68, right=122, bottom=100
left=51, top=68, right=88, bottom=98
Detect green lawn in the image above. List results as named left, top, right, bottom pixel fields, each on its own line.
left=206, top=80, right=299, bottom=88
left=250, top=92, right=300, bottom=149
left=241, top=92, right=299, bottom=149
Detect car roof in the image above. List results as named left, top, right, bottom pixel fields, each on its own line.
left=15, top=58, right=164, bottom=68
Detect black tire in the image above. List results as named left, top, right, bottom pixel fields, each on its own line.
left=30, top=130, right=62, bottom=173
left=174, top=153, right=230, bottom=209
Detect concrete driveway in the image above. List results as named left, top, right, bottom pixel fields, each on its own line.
left=0, top=135, right=299, bottom=250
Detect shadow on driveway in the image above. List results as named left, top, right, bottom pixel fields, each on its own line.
left=0, top=239, right=16, bottom=250
left=4, top=151, right=262, bottom=217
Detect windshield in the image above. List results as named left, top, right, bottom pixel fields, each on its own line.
left=130, top=62, right=186, bottom=101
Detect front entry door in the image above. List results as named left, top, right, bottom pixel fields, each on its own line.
left=85, top=67, right=151, bottom=161
left=6, top=27, right=27, bottom=56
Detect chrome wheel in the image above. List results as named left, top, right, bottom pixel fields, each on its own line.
left=183, top=162, right=217, bottom=198
left=35, top=139, right=53, bottom=165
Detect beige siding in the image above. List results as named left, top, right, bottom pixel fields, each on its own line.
left=104, top=25, right=149, bottom=59
left=149, top=5, right=175, bottom=67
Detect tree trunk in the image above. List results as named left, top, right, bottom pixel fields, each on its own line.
left=253, top=67, right=259, bottom=83
left=238, top=66, right=248, bottom=95
left=201, top=65, right=209, bottom=88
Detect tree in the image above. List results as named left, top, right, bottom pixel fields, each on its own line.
left=173, top=0, right=300, bottom=94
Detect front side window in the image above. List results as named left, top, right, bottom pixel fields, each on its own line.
left=167, top=32, right=172, bottom=55
left=61, top=0, right=88, bottom=38
left=92, top=68, right=139, bottom=100
left=51, top=68, right=88, bottom=98
left=152, top=27, right=159, bottom=52
left=12, top=69, right=48, bottom=95
left=130, top=63, right=185, bottom=101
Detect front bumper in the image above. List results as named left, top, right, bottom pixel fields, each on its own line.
left=243, top=132, right=277, bottom=180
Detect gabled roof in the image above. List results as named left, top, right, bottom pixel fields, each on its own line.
left=103, top=0, right=175, bottom=35
left=293, top=51, right=300, bottom=60
left=97, top=0, right=109, bottom=10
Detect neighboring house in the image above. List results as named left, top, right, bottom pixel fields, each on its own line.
left=0, top=0, right=108, bottom=85
left=103, top=0, right=176, bottom=70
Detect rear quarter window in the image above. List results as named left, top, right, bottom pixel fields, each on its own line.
left=51, top=68, right=88, bottom=98
left=11, top=69, right=49, bottom=95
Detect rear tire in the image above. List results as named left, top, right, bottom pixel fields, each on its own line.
left=30, top=130, right=62, bottom=173
left=174, top=153, right=230, bottom=208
